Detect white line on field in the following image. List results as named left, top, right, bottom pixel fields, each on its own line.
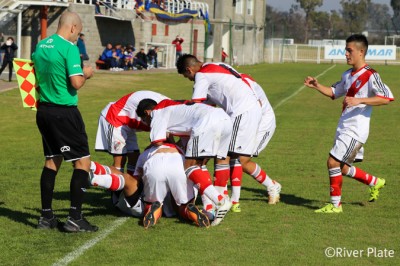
left=273, top=64, right=336, bottom=110
left=52, top=217, right=129, bottom=266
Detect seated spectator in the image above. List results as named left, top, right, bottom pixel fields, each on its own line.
left=147, top=46, right=158, bottom=68
left=114, top=44, right=124, bottom=69
left=123, top=47, right=135, bottom=70
left=133, top=48, right=149, bottom=70
left=100, top=43, right=118, bottom=70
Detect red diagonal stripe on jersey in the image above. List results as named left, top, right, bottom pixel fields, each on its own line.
left=153, top=99, right=184, bottom=110
left=199, top=64, right=251, bottom=88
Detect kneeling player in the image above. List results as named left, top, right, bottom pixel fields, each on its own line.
left=135, top=143, right=210, bottom=229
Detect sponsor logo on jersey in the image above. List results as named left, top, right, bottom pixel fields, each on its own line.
left=356, top=80, right=362, bottom=89
left=46, top=39, right=54, bottom=44
left=40, top=44, right=54, bottom=48
left=60, top=146, right=70, bottom=152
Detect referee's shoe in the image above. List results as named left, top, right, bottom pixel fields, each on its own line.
left=63, top=216, right=99, bottom=232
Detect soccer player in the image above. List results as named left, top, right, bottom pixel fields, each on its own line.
left=304, top=34, right=394, bottom=213
left=176, top=55, right=282, bottom=213
left=33, top=12, right=97, bottom=232
left=136, top=99, right=233, bottom=226
left=135, top=143, right=210, bottom=229
left=95, top=90, right=168, bottom=175
left=90, top=161, right=144, bottom=217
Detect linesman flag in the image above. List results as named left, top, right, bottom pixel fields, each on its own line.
left=13, top=58, right=39, bottom=111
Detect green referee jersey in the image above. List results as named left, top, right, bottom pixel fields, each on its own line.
left=32, top=34, right=83, bottom=106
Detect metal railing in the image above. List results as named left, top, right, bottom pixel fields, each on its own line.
left=265, top=44, right=400, bottom=65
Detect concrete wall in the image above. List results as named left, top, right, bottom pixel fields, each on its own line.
left=15, top=0, right=265, bottom=66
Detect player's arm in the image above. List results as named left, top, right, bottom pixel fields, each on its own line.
left=344, top=96, right=391, bottom=107
left=304, top=76, right=333, bottom=98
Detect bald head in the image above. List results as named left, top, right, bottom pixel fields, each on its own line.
left=57, top=11, right=83, bottom=42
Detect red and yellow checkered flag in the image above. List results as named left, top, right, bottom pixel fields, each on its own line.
left=13, top=58, right=39, bottom=111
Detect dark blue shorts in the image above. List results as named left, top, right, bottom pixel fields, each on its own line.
left=36, top=103, right=90, bottom=161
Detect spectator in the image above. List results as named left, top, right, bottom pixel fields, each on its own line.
left=133, top=48, right=149, bottom=70
left=172, top=35, right=184, bottom=63
left=100, top=43, right=118, bottom=70
left=95, top=0, right=102, bottom=15
left=77, top=33, right=89, bottom=67
left=114, top=44, right=124, bottom=69
left=0, top=37, right=18, bottom=82
left=123, top=46, right=135, bottom=70
left=147, top=46, right=158, bottom=68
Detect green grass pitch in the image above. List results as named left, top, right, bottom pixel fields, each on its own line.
left=0, top=63, right=399, bottom=265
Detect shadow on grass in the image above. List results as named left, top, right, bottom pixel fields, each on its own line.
left=0, top=190, right=126, bottom=229
left=240, top=186, right=318, bottom=210
left=0, top=202, right=38, bottom=228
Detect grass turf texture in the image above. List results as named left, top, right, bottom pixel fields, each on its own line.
left=0, top=63, right=399, bottom=265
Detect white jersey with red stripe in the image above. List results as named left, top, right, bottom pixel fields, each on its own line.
left=331, top=65, right=394, bottom=143
left=101, top=90, right=169, bottom=130
left=192, top=62, right=259, bottom=117
left=149, top=99, right=221, bottom=143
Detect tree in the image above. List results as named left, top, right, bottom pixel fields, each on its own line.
left=296, top=0, right=323, bottom=43
left=391, top=0, right=400, bottom=33
left=366, top=3, right=392, bottom=43
left=340, top=0, right=370, bottom=35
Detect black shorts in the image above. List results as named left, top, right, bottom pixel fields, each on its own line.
left=36, top=103, right=90, bottom=162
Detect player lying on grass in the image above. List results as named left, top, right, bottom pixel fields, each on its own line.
left=304, top=34, right=394, bottom=213
left=136, top=98, right=233, bottom=226
left=90, top=158, right=209, bottom=228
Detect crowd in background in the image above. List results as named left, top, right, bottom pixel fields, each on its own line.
left=99, top=43, right=159, bottom=71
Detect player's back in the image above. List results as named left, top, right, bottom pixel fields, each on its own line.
left=193, top=63, right=258, bottom=117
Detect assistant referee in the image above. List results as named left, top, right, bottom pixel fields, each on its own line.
left=33, top=11, right=97, bottom=232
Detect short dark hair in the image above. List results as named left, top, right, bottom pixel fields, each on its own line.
left=176, top=54, right=200, bottom=74
left=346, top=34, right=368, bottom=51
left=136, top=99, right=157, bottom=118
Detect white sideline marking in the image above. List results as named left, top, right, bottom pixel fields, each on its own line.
left=273, top=64, right=336, bottom=110
left=52, top=217, right=129, bottom=266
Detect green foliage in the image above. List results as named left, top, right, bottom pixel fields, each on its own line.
left=0, top=64, right=399, bottom=265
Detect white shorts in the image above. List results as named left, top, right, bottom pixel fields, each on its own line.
left=253, top=108, right=276, bottom=156
left=330, top=133, right=363, bottom=165
left=142, top=153, right=195, bottom=205
left=95, top=114, right=139, bottom=155
left=185, top=108, right=232, bottom=159
left=229, top=104, right=262, bottom=156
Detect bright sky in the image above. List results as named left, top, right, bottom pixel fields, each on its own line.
left=266, top=0, right=392, bottom=12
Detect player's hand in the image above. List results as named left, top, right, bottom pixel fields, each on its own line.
left=304, top=76, right=318, bottom=89
left=83, top=65, right=94, bottom=79
left=343, top=96, right=360, bottom=107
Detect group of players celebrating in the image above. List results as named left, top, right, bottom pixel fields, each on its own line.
left=91, top=54, right=281, bottom=228
left=91, top=34, right=394, bottom=229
